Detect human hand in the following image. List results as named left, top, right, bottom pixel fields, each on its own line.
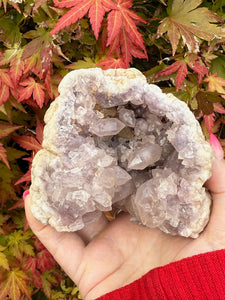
left=24, top=136, right=225, bottom=300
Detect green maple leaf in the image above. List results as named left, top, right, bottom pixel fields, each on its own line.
left=0, top=245, right=9, bottom=271
left=157, top=0, right=225, bottom=55
left=7, top=230, right=34, bottom=260
left=0, top=268, right=31, bottom=300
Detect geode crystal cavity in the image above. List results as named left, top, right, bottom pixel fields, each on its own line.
left=30, top=68, right=214, bottom=238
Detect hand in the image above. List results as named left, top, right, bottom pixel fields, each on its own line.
left=25, top=156, right=225, bottom=300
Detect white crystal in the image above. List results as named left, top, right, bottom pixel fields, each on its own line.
left=127, top=143, right=162, bottom=170
left=90, top=118, right=125, bottom=137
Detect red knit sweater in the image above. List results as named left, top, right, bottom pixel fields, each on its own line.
left=97, top=249, right=225, bottom=300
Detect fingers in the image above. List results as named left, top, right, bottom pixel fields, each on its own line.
left=24, top=194, right=85, bottom=281
left=203, top=137, right=225, bottom=244
left=205, top=158, right=225, bottom=194
left=24, top=193, right=109, bottom=281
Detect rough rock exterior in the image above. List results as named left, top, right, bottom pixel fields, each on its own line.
left=30, top=68, right=214, bottom=238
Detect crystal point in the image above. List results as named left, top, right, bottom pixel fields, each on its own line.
left=127, top=143, right=162, bottom=170
left=90, top=118, right=125, bottom=137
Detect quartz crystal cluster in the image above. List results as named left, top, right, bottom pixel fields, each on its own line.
left=30, top=68, right=214, bottom=238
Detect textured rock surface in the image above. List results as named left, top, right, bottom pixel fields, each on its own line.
left=30, top=68, right=214, bottom=237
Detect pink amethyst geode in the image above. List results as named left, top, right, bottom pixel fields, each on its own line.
left=30, top=68, right=214, bottom=238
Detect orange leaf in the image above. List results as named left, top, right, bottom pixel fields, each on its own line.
left=0, top=84, right=10, bottom=106
left=19, top=77, right=46, bottom=108
left=98, top=56, right=127, bottom=69
left=13, top=136, right=42, bottom=152
left=0, top=142, right=10, bottom=169
left=0, top=68, right=14, bottom=88
left=33, top=82, right=46, bottom=108
left=10, top=60, right=24, bottom=87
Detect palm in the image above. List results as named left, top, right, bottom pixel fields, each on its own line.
left=25, top=159, right=225, bottom=300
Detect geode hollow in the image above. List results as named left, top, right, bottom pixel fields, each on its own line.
left=30, top=68, right=214, bottom=238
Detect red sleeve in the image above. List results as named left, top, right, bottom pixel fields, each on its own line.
left=97, top=249, right=225, bottom=300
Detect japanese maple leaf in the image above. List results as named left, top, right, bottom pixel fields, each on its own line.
left=50, top=0, right=115, bottom=39
left=107, top=0, right=146, bottom=50
left=155, top=60, right=188, bottom=90
left=9, top=49, right=24, bottom=87
left=205, top=73, right=225, bottom=98
left=36, top=250, right=57, bottom=274
left=107, top=23, right=147, bottom=67
left=98, top=56, right=127, bottom=69
left=0, top=68, right=14, bottom=105
left=0, top=124, right=22, bottom=168
left=204, top=113, right=215, bottom=134
left=157, top=0, right=224, bottom=55
left=18, top=77, right=46, bottom=108
left=13, top=136, right=42, bottom=153
left=213, top=103, right=225, bottom=114
left=0, top=268, right=31, bottom=300
left=0, top=245, right=9, bottom=271
left=191, top=58, right=209, bottom=83
left=24, top=256, right=43, bottom=288
left=14, top=119, right=43, bottom=185
left=0, top=83, right=10, bottom=106
left=0, top=143, right=10, bottom=169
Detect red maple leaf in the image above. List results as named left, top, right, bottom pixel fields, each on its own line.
left=13, top=136, right=42, bottom=152
left=0, top=68, right=14, bottom=88
left=98, top=56, right=127, bottom=69
left=0, top=84, right=10, bottom=106
left=0, top=142, right=10, bottom=169
left=50, top=0, right=115, bottom=39
left=18, top=77, right=46, bottom=108
left=191, top=58, right=208, bottom=83
left=106, top=0, right=146, bottom=66
left=36, top=250, right=57, bottom=274
left=108, top=0, right=145, bottom=49
left=15, top=168, right=31, bottom=185
left=204, top=113, right=215, bottom=134
left=155, top=60, right=188, bottom=91
left=213, top=103, right=225, bottom=114
left=14, top=119, right=43, bottom=185
left=9, top=52, right=24, bottom=87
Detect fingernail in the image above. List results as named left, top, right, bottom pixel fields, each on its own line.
left=209, top=133, right=224, bottom=160
left=23, top=190, right=30, bottom=201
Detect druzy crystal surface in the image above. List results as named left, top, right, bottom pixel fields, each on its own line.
left=30, top=68, right=214, bottom=238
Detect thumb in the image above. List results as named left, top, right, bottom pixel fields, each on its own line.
left=204, top=135, right=225, bottom=243
left=205, top=158, right=225, bottom=194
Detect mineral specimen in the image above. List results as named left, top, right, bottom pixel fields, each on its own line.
left=30, top=68, right=214, bottom=238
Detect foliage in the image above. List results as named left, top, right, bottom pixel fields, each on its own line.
left=0, top=0, right=224, bottom=299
